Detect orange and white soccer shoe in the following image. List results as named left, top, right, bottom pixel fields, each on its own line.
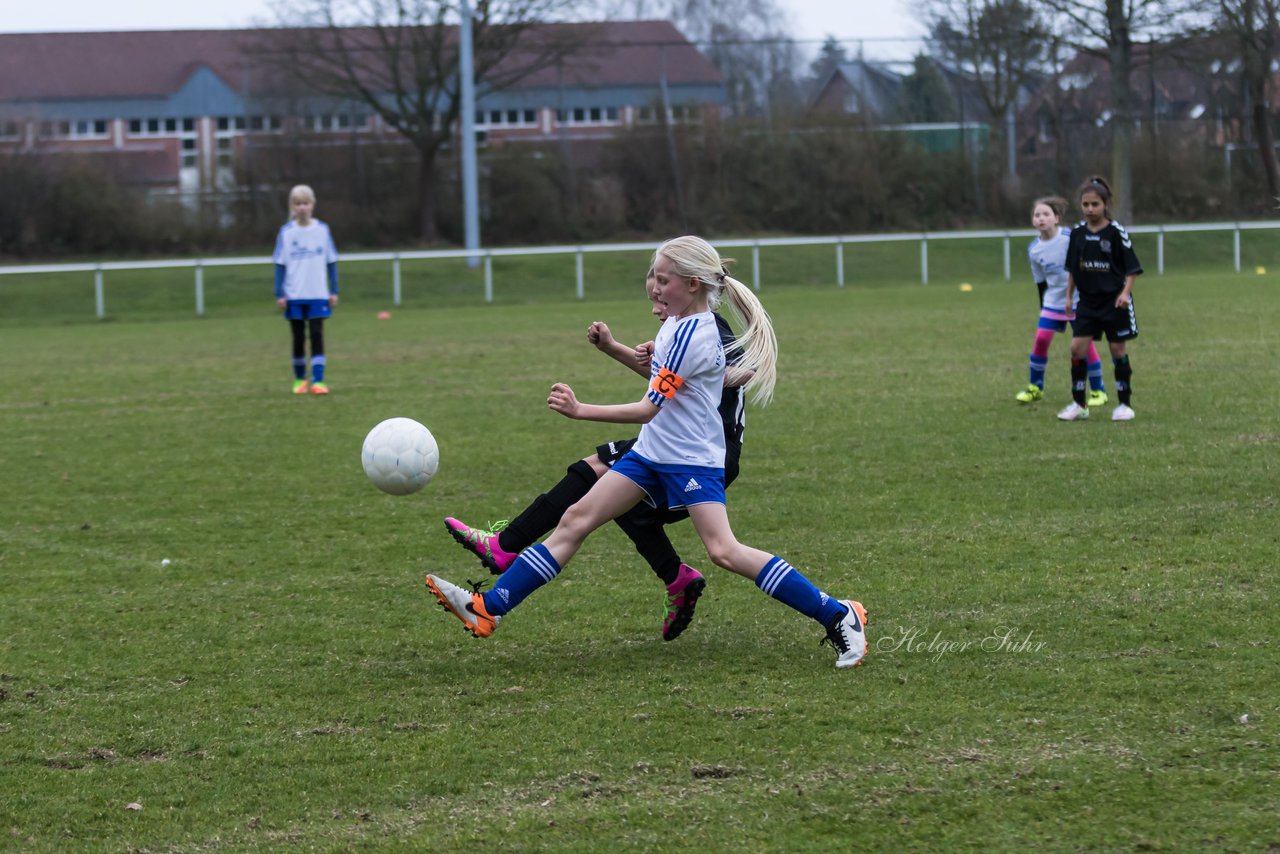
left=823, top=600, right=869, bottom=669
left=425, top=574, right=500, bottom=638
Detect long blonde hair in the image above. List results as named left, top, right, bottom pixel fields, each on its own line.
left=652, top=235, right=778, bottom=406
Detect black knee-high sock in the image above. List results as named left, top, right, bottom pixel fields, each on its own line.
left=614, top=507, right=682, bottom=586
left=1113, top=355, right=1132, bottom=405
left=309, top=318, right=325, bottom=357
left=290, top=319, right=307, bottom=379
left=499, top=460, right=598, bottom=554
left=1071, top=358, right=1088, bottom=407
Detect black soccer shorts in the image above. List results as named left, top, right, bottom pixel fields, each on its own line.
left=1071, top=295, right=1138, bottom=342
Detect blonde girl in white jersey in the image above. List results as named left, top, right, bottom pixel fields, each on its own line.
left=425, top=236, right=869, bottom=669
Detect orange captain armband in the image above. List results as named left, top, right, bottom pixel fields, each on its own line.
left=650, top=367, right=685, bottom=400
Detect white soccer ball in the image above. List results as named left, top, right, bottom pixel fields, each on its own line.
left=361, top=417, right=439, bottom=495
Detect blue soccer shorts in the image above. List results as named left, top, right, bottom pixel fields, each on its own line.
left=610, top=451, right=726, bottom=511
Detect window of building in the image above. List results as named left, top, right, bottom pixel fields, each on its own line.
left=311, top=113, right=368, bottom=132
left=671, top=105, right=700, bottom=123
left=556, top=106, right=623, bottom=127
left=477, top=109, right=537, bottom=129
left=38, top=120, right=71, bottom=139
left=129, top=117, right=179, bottom=136
left=0, top=120, right=21, bottom=140
left=61, top=119, right=110, bottom=139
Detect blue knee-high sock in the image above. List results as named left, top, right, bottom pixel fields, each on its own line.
left=311, top=355, right=326, bottom=383
left=1029, top=354, right=1047, bottom=388
left=755, top=556, right=846, bottom=626
left=482, top=543, right=561, bottom=617
left=1087, top=358, right=1105, bottom=392
left=292, top=357, right=307, bottom=380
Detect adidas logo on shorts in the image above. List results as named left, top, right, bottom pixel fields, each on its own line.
left=684, top=478, right=701, bottom=493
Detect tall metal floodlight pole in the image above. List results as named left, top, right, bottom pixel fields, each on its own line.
left=459, top=0, right=481, bottom=266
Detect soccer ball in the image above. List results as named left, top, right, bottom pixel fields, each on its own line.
left=361, top=417, right=439, bottom=495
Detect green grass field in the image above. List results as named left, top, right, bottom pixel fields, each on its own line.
left=2, top=250, right=1278, bottom=851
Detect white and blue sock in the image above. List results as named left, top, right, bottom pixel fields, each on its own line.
left=292, top=357, right=307, bottom=380
left=482, top=543, right=561, bottom=617
left=311, top=355, right=326, bottom=383
left=1087, top=358, right=1105, bottom=392
left=1029, top=354, right=1047, bottom=388
left=755, top=556, right=845, bottom=626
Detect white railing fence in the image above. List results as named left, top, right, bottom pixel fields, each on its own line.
left=2, top=221, right=1276, bottom=319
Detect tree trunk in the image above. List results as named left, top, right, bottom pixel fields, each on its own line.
left=1107, top=0, right=1135, bottom=223
left=1247, top=70, right=1280, bottom=206
left=416, top=148, right=438, bottom=244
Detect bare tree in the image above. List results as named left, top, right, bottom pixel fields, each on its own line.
left=1041, top=0, right=1187, bottom=221
left=1217, top=0, right=1280, bottom=204
left=926, top=0, right=1051, bottom=126
left=600, top=0, right=800, bottom=118
left=255, top=0, right=592, bottom=243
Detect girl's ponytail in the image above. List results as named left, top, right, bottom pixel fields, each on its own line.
left=652, top=235, right=779, bottom=407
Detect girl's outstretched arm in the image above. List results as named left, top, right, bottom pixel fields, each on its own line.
left=588, top=322, right=650, bottom=378
left=548, top=382, right=659, bottom=424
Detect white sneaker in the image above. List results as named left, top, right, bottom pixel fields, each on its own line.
left=1057, top=402, right=1090, bottom=421
left=823, top=600, right=868, bottom=669
left=424, top=574, right=500, bottom=637
left=1112, top=404, right=1135, bottom=421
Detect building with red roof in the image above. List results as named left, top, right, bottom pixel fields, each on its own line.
left=0, top=21, right=724, bottom=196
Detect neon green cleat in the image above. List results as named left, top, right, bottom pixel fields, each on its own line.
left=1087, top=389, right=1108, bottom=408
left=292, top=379, right=309, bottom=394
left=1015, top=384, right=1044, bottom=404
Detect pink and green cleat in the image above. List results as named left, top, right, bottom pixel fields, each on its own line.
left=444, top=517, right=519, bottom=575
left=662, top=563, right=706, bottom=641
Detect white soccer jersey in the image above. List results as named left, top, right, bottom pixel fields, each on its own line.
left=273, top=220, right=338, bottom=301
left=1027, top=226, right=1074, bottom=311
left=633, top=310, right=727, bottom=469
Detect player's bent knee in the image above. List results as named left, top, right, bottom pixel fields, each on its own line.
left=559, top=500, right=608, bottom=542
left=701, top=539, right=739, bottom=571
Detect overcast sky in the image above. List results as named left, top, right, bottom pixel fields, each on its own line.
left=1, top=0, right=925, bottom=60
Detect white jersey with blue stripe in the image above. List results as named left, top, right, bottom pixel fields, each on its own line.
left=1027, top=226, right=1075, bottom=311
left=273, top=219, right=338, bottom=301
left=633, top=310, right=726, bottom=468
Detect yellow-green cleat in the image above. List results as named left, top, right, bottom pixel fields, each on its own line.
left=1087, top=389, right=1108, bottom=408
left=1016, top=384, right=1044, bottom=404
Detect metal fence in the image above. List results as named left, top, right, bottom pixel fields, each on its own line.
left=3, top=220, right=1277, bottom=319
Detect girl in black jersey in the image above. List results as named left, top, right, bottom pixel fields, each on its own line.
left=1059, top=176, right=1142, bottom=422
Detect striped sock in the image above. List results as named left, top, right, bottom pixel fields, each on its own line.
left=311, top=355, right=326, bottom=383
left=1087, top=358, right=1105, bottom=392
left=292, top=357, right=307, bottom=380
left=482, top=543, right=561, bottom=617
left=1029, top=354, right=1047, bottom=388
left=755, top=556, right=845, bottom=626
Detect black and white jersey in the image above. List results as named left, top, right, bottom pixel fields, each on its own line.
left=714, top=313, right=746, bottom=454
left=1066, top=220, right=1143, bottom=296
